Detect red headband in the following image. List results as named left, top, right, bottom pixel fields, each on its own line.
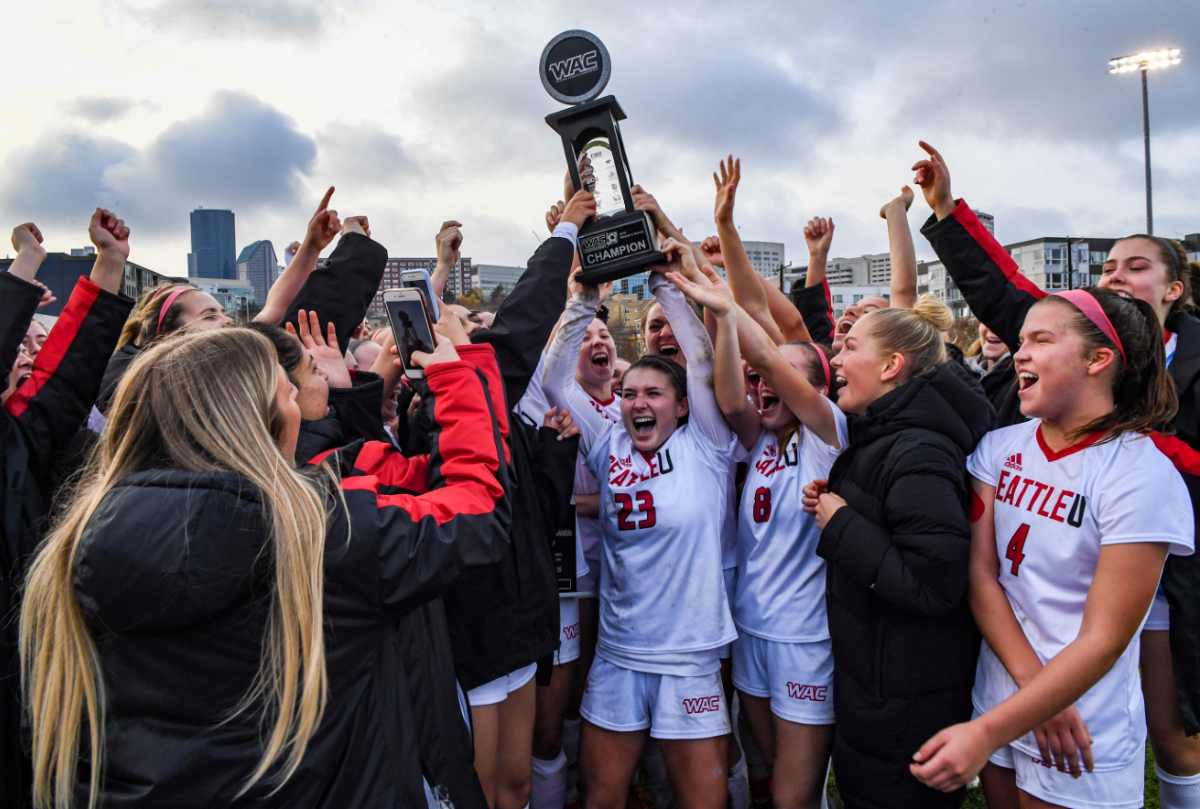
left=156, top=288, right=193, bottom=336
left=815, top=345, right=831, bottom=390
left=1054, top=289, right=1126, bottom=366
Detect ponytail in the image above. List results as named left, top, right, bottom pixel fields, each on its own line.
left=1035, top=288, right=1177, bottom=443
left=863, top=294, right=953, bottom=382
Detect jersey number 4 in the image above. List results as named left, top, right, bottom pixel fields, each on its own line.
left=1006, top=524, right=1030, bottom=575
left=615, top=492, right=657, bottom=531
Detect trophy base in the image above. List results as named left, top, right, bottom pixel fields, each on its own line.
left=575, top=210, right=666, bottom=285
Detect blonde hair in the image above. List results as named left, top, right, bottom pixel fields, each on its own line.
left=21, top=328, right=332, bottom=809
left=864, top=294, right=953, bottom=381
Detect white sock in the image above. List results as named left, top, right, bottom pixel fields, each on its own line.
left=641, top=738, right=674, bottom=809
left=728, top=755, right=750, bottom=809
left=532, top=752, right=568, bottom=809
left=562, top=718, right=581, bottom=803
left=820, top=759, right=831, bottom=809
left=1157, top=764, right=1200, bottom=809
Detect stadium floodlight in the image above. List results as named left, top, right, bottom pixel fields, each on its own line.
left=1108, top=49, right=1181, bottom=234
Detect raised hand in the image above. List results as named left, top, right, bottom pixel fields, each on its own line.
left=433, top=307, right=471, bottom=347
left=912, top=142, right=955, bottom=219
left=713, top=155, right=740, bottom=226
left=656, top=237, right=707, bottom=286
left=436, top=220, right=463, bottom=266
left=567, top=265, right=600, bottom=303
left=304, top=187, right=341, bottom=252
left=880, top=186, right=915, bottom=220
left=803, top=217, right=835, bottom=258
left=89, top=208, right=130, bottom=260
left=560, top=189, right=597, bottom=229
left=544, top=406, right=580, bottom=441
left=289, top=309, right=353, bottom=389
left=631, top=184, right=671, bottom=234
left=666, top=263, right=735, bottom=316
left=11, top=223, right=44, bottom=257
left=32, top=280, right=56, bottom=308
left=410, top=332, right=460, bottom=370
left=342, top=216, right=371, bottom=238
left=700, top=235, right=724, bottom=268
left=546, top=201, right=564, bottom=234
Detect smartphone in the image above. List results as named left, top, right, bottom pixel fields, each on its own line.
left=401, top=269, right=440, bottom=322
left=383, top=288, right=438, bottom=380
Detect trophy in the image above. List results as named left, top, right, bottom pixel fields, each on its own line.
left=541, top=30, right=665, bottom=284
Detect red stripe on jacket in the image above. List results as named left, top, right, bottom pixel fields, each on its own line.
left=337, top=361, right=503, bottom=525
left=951, top=200, right=1046, bottom=302
left=6, top=277, right=101, bottom=418
left=456, top=343, right=511, bottom=464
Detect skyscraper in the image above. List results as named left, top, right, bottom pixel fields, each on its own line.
left=188, top=208, right=237, bottom=279
left=236, top=240, right=278, bottom=304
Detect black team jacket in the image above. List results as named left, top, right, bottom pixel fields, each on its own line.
left=73, top=357, right=509, bottom=808
left=0, top=274, right=133, bottom=809
left=791, top=277, right=836, bottom=345
left=819, top=362, right=992, bottom=809
left=922, top=200, right=1200, bottom=735
left=409, top=234, right=577, bottom=689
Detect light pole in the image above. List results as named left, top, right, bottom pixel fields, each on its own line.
left=1109, top=49, right=1181, bottom=235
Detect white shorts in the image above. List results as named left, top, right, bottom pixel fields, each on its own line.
left=731, top=633, right=835, bottom=725
left=556, top=597, right=582, bottom=666
left=466, top=662, right=538, bottom=707
left=581, top=656, right=732, bottom=740
left=718, top=567, right=737, bottom=660
left=1145, top=593, right=1170, bottom=632
left=988, top=744, right=1144, bottom=809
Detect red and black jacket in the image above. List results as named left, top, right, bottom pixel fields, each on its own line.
left=922, top=200, right=1200, bottom=734
left=74, top=357, right=508, bottom=809
left=0, top=273, right=133, bottom=809
left=790, top=277, right=836, bottom=345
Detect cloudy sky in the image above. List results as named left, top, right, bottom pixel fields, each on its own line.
left=2, top=0, right=1197, bottom=274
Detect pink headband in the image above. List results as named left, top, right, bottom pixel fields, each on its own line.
left=156, top=288, right=192, bottom=336
left=1054, top=289, right=1126, bottom=366
left=815, top=345, right=831, bottom=390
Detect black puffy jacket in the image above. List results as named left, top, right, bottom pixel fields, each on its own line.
left=922, top=200, right=1200, bottom=734
left=0, top=274, right=132, bottom=809
left=790, top=278, right=836, bottom=345
left=818, top=362, right=992, bottom=809
left=71, top=357, right=509, bottom=808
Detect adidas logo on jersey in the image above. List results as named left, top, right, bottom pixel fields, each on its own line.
left=681, top=695, right=721, bottom=714
left=1004, top=453, right=1023, bottom=471
left=786, top=682, right=828, bottom=702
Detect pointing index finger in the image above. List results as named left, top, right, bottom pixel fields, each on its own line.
left=316, top=186, right=335, bottom=214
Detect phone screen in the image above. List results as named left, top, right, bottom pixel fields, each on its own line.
left=401, top=273, right=440, bottom=320
left=385, top=297, right=435, bottom=372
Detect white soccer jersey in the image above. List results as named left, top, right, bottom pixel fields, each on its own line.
left=734, top=399, right=848, bottom=642
left=586, top=420, right=738, bottom=675
left=967, top=420, right=1194, bottom=770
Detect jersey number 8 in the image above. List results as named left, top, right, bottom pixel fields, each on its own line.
left=615, top=491, right=657, bottom=531
left=752, top=487, right=772, bottom=523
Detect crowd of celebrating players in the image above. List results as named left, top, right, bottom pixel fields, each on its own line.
left=1, top=140, right=1199, bottom=809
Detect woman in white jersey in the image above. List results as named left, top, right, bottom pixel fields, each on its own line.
left=670, top=263, right=846, bottom=809
left=543, top=239, right=738, bottom=809
left=911, top=288, right=1194, bottom=809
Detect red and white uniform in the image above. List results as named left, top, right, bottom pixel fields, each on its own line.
left=967, top=421, right=1193, bottom=803
left=543, top=276, right=736, bottom=739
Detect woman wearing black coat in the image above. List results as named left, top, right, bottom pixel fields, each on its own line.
left=19, top=327, right=511, bottom=809
left=806, top=296, right=993, bottom=809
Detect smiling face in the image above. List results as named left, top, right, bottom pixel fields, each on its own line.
left=577, top=318, right=617, bottom=392
left=1099, top=237, right=1182, bottom=326
left=23, top=321, right=46, bottom=360
left=644, top=302, right=684, bottom=368
left=611, top=357, right=631, bottom=397
left=980, top=324, right=1008, bottom=361
left=833, top=295, right=889, bottom=351
left=759, top=344, right=826, bottom=432
left=1012, top=301, right=1115, bottom=422
left=830, top=316, right=899, bottom=415
left=620, top=366, right=689, bottom=453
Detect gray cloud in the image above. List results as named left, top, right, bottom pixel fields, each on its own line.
left=140, top=0, right=328, bottom=39
left=315, top=123, right=420, bottom=187
left=66, top=96, right=146, bottom=124
left=0, top=91, right=315, bottom=235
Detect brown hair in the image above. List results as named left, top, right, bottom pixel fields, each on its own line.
left=22, top=329, right=334, bottom=808
left=1114, top=234, right=1200, bottom=318
left=863, top=294, right=953, bottom=382
left=783, top=341, right=834, bottom=391
left=1034, top=288, right=1177, bottom=443
left=117, top=283, right=199, bottom=348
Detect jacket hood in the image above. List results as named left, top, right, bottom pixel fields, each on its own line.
left=849, top=361, right=995, bottom=455
left=74, top=469, right=269, bottom=634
